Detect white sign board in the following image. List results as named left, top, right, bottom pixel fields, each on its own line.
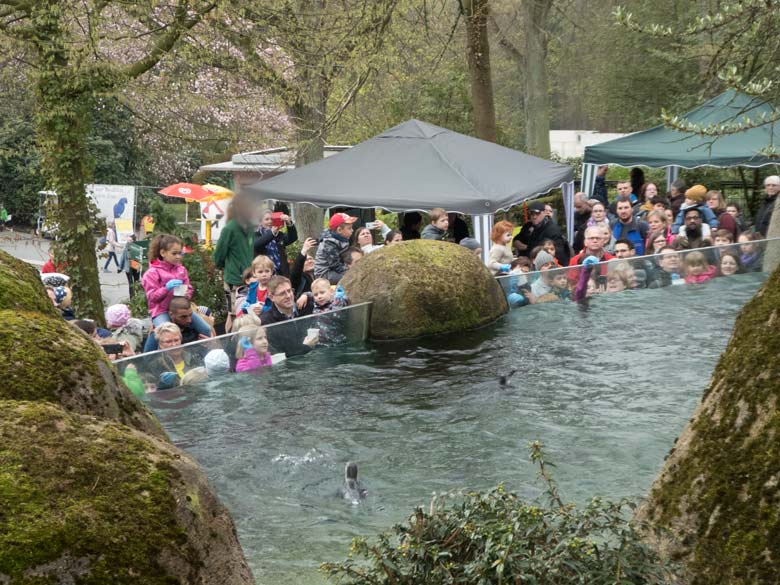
left=86, top=184, right=136, bottom=239
left=200, top=197, right=232, bottom=242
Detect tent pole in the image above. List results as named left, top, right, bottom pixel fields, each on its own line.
left=472, top=213, right=494, bottom=265
left=581, top=163, right=598, bottom=197
left=666, top=166, right=679, bottom=193
left=562, top=182, right=575, bottom=245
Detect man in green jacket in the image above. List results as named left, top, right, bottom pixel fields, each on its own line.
left=213, top=194, right=256, bottom=325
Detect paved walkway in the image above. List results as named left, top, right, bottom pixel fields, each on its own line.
left=0, top=230, right=131, bottom=307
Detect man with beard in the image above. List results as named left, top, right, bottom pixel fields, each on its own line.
left=512, top=201, right=570, bottom=265
left=610, top=197, right=649, bottom=255
left=675, top=207, right=712, bottom=250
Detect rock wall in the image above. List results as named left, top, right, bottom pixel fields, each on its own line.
left=340, top=240, right=509, bottom=340
left=0, top=249, right=254, bottom=584
left=636, top=265, right=780, bottom=584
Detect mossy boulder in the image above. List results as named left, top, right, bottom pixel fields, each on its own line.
left=0, top=309, right=164, bottom=439
left=0, top=249, right=59, bottom=316
left=0, top=246, right=253, bottom=581
left=636, top=265, right=780, bottom=584
left=340, top=240, right=508, bottom=339
left=0, top=400, right=253, bottom=584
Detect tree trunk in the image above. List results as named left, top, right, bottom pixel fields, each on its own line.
left=463, top=0, right=497, bottom=142
left=522, top=0, right=552, bottom=158
left=33, top=6, right=104, bottom=323
left=289, top=70, right=328, bottom=242
left=635, top=265, right=780, bottom=583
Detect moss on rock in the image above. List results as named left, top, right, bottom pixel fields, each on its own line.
left=636, top=265, right=780, bottom=584
left=0, top=401, right=253, bottom=584
left=0, top=309, right=164, bottom=439
left=0, top=250, right=59, bottom=317
left=0, top=247, right=253, bottom=581
left=340, top=240, right=508, bottom=340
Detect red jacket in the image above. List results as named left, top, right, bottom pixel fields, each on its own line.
left=567, top=250, right=615, bottom=286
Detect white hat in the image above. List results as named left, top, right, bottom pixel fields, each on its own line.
left=204, top=349, right=230, bottom=376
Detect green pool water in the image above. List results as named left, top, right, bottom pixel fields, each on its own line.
left=143, top=272, right=766, bottom=584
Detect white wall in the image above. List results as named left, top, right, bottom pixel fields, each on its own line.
left=549, top=130, right=628, bottom=159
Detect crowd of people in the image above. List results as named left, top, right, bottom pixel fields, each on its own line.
left=36, top=174, right=777, bottom=393
left=495, top=174, right=776, bottom=306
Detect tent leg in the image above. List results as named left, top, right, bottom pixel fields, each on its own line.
left=666, top=166, right=679, bottom=194
left=581, top=163, right=598, bottom=197
left=562, top=182, right=575, bottom=245
left=472, top=213, right=494, bottom=265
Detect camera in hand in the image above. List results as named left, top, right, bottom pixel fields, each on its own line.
left=271, top=212, right=285, bottom=227
left=102, top=343, right=123, bottom=355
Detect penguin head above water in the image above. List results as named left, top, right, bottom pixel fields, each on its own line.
left=341, top=461, right=367, bottom=502
left=498, top=369, right=517, bottom=387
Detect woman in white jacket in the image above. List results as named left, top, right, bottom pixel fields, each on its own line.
left=487, top=220, right=515, bottom=276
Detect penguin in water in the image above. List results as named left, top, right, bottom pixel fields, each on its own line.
left=499, top=369, right=517, bottom=387
left=338, top=462, right=367, bottom=503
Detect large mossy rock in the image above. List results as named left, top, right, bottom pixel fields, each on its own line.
left=340, top=240, right=508, bottom=339
left=0, top=249, right=60, bottom=316
left=636, top=265, right=780, bottom=584
left=0, top=250, right=254, bottom=583
left=0, top=401, right=253, bottom=584
left=0, top=309, right=164, bottom=439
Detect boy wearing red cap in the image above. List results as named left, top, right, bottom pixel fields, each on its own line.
left=314, top=212, right=357, bottom=284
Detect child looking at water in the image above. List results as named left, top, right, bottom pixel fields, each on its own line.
left=684, top=251, right=717, bottom=284
left=141, top=233, right=212, bottom=337
left=235, top=326, right=272, bottom=373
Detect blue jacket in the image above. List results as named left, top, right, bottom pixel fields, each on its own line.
left=611, top=218, right=649, bottom=256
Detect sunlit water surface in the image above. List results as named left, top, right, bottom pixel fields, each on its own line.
left=144, top=273, right=766, bottom=584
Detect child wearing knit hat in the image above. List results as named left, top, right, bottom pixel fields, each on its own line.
left=671, top=184, right=719, bottom=234
left=105, top=303, right=145, bottom=353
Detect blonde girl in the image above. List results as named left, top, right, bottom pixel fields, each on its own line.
left=235, top=326, right=272, bottom=372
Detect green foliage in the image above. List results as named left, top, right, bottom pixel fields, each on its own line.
left=0, top=117, right=44, bottom=225
left=323, top=442, right=676, bottom=585
left=182, top=245, right=226, bottom=322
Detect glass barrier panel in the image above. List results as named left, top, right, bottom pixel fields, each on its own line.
left=496, top=237, right=778, bottom=309
left=114, top=302, right=371, bottom=395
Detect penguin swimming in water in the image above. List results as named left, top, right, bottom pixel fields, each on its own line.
left=499, top=369, right=517, bottom=387
left=338, top=462, right=367, bottom=503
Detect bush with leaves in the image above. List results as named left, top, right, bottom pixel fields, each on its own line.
left=322, top=442, right=677, bottom=585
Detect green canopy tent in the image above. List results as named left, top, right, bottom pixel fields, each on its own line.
left=581, top=90, right=780, bottom=196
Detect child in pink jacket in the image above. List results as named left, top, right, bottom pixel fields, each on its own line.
left=141, top=233, right=212, bottom=337
left=235, top=326, right=273, bottom=373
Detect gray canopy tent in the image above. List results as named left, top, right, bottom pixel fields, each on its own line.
left=581, top=90, right=780, bottom=196
left=244, top=119, right=574, bottom=262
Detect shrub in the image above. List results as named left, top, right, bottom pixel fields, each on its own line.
left=322, top=442, right=677, bottom=585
